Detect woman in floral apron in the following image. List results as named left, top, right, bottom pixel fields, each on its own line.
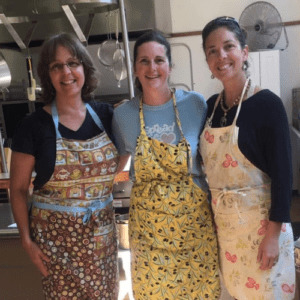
left=10, top=33, right=119, bottom=300
left=200, top=17, right=295, bottom=299
left=113, top=30, right=221, bottom=299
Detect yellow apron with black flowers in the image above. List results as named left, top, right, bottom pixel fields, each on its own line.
left=30, top=102, right=120, bottom=300
left=129, top=94, right=221, bottom=300
left=199, top=80, right=295, bottom=300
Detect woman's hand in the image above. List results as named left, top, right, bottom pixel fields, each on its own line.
left=22, top=239, right=50, bottom=277
left=257, top=221, right=282, bottom=270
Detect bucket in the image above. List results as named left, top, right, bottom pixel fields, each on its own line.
left=115, top=213, right=129, bottom=250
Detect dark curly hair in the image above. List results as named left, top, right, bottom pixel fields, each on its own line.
left=202, top=17, right=249, bottom=70
left=133, top=30, right=172, bottom=92
left=37, top=33, right=99, bottom=104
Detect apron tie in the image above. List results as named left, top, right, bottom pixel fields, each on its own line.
left=32, top=194, right=113, bottom=225
left=82, top=196, right=112, bottom=224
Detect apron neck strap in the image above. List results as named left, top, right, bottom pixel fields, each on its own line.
left=51, top=101, right=104, bottom=139
left=86, top=104, right=104, bottom=131
left=232, top=78, right=251, bottom=126
left=138, top=89, right=192, bottom=176
left=206, top=77, right=251, bottom=127
left=139, top=89, right=185, bottom=140
left=51, top=101, right=62, bottom=139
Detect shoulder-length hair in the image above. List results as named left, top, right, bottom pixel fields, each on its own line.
left=37, top=32, right=99, bottom=104
left=133, top=30, right=172, bottom=93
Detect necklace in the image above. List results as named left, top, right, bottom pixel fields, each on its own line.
left=220, top=79, right=251, bottom=127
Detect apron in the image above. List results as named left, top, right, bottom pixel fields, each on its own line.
left=29, top=102, right=120, bottom=300
left=200, top=79, right=295, bottom=300
left=129, top=93, right=221, bottom=300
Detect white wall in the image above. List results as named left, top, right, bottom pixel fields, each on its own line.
left=169, top=0, right=300, bottom=33
left=168, top=0, right=300, bottom=124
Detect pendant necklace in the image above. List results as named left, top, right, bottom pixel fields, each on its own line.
left=220, top=79, right=251, bottom=127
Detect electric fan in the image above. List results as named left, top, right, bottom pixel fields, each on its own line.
left=239, top=1, right=289, bottom=51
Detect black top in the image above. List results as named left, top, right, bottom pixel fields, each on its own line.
left=206, top=89, right=292, bottom=223
left=11, top=101, right=115, bottom=191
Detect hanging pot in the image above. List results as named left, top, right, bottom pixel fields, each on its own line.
left=112, top=11, right=127, bottom=87
left=113, top=47, right=127, bottom=88
left=97, top=12, right=116, bottom=69
left=0, top=52, right=11, bottom=90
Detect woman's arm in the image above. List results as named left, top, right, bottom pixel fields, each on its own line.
left=10, top=151, right=50, bottom=276
left=116, top=154, right=131, bottom=174
left=254, top=92, right=290, bottom=270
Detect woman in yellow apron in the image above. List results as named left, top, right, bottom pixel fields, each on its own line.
left=200, top=17, right=295, bottom=299
left=113, top=30, right=221, bottom=299
left=10, top=33, right=119, bottom=299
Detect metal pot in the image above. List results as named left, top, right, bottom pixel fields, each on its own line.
left=0, top=52, right=11, bottom=89
left=97, top=39, right=116, bottom=68
left=97, top=12, right=116, bottom=68
left=115, top=213, right=129, bottom=250
left=113, top=47, right=127, bottom=87
left=112, top=10, right=127, bottom=87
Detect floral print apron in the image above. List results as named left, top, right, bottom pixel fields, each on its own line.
left=129, top=93, right=221, bottom=300
left=200, top=79, right=295, bottom=300
left=30, top=102, right=119, bottom=300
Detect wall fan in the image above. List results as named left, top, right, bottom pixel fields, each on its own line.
left=239, top=1, right=289, bottom=51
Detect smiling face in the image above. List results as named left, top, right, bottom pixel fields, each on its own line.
left=204, top=27, right=248, bottom=83
left=49, top=45, right=85, bottom=100
left=134, top=41, right=171, bottom=92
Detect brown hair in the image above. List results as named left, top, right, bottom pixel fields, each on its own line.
left=37, top=33, right=99, bottom=104
left=202, top=17, right=249, bottom=70
left=133, top=30, right=172, bottom=92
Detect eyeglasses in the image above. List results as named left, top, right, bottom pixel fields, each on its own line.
left=49, top=60, right=82, bottom=73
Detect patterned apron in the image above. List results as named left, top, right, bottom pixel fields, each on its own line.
left=29, top=102, right=119, bottom=300
left=129, top=93, right=221, bottom=300
left=200, top=79, right=295, bottom=300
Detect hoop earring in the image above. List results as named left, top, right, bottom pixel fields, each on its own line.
left=211, top=74, right=215, bottom=79
left=243, top=63, right=247, bottom=71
